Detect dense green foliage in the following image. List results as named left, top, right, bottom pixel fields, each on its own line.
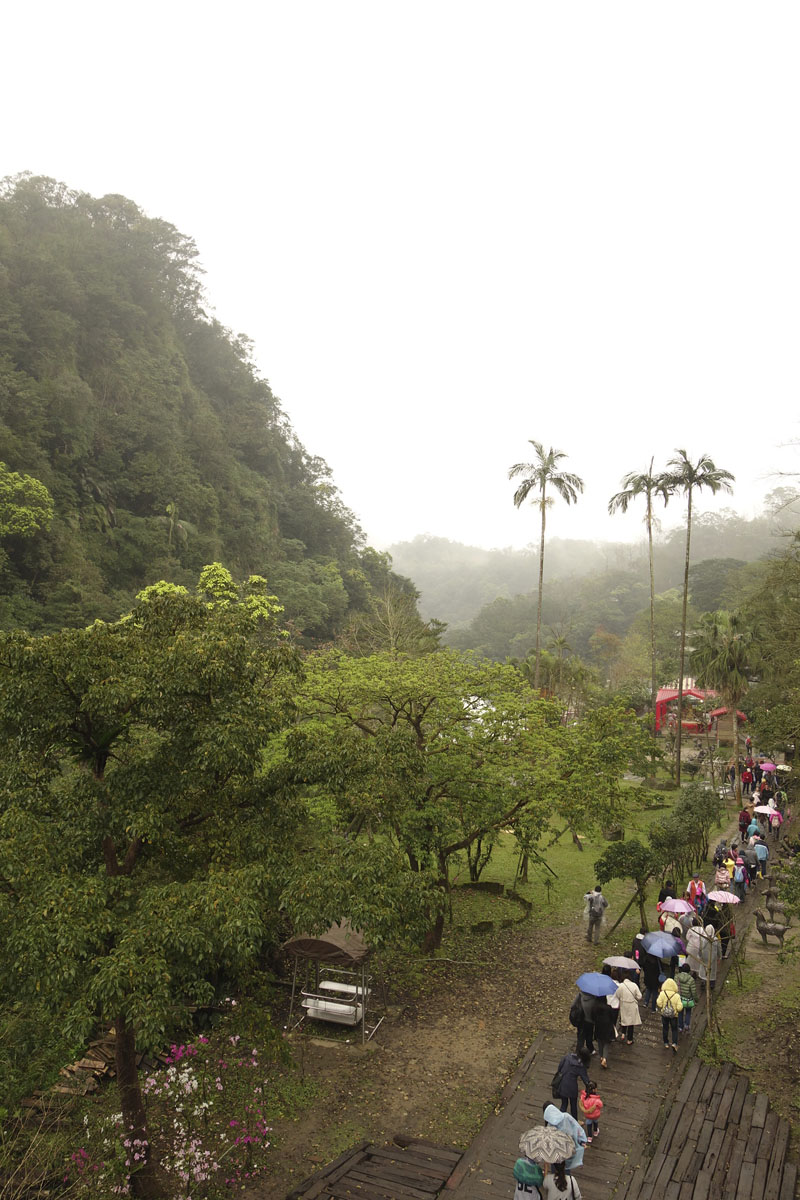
left=0, top=174, right=414, bottom=640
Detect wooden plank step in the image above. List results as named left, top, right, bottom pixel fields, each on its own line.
left=779, top=1163, right=797, bottom=1200
left=756, top=1111, right=780, bottom=1162
left=366, top=1148, right=454, bottom=1181
left=735, top=1158, right=756, bottom=1200
left=676, top=1059, right=703, bottom=1104
left=722, top=1138, right=748, bottom=1200
left=728, top=1078, right=750, bottom=1126
left=714, top=1082, right=738, bottom=1130
left=751, top=1093, right=770, bottom=1130
left=351, top=1162, right=441, bottom=1194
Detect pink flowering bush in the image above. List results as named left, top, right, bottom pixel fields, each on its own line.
left=65, top=1034, right=275, bottom=1198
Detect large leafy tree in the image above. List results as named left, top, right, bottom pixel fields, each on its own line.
left=285, top=650, right=565, bottom=948
left=0, top=565, right=300, bottom=1197
left=662, top=451, right=734, bottom=784
left=285, top=650, right=651, bottom=948
left=608, top=459, right=670, bottom=740
left=691, top=610, right=756, bottom=802
left=509, top=441, right=584, bottom=688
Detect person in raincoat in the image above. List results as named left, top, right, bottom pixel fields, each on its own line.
left=656, top=975, right=683, bottom=1050
left=685, top=923, right=704, bottom=977
left=697, top=924, right=719, bottom=991
left=543, top=1103, right=587, bottom=1171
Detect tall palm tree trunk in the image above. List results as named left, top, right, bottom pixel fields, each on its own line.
left=676, top=488, right=693, bottom=786
left=646, top=491, right=657, bottom=750
left=731, top=696, right=741, bottom=807
left=534, top=484, right=546, bottom=689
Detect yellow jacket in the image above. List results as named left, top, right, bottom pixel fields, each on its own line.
left=656, top=976, right=684, bottom=1015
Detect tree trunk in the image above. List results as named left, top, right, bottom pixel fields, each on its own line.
left=534, top=486, right=547, bottom=690
left=676, top=487, right=693, bottom=787
left=731, top=696, right=741, bottom=807
left=115, top=1014, right=161, bottom=1198
left=423, top=908, right=446, bottom=954
left=646, top=486, right=657, bottom=749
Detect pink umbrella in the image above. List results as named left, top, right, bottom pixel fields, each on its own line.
left=761, top=762, right=777, bottom=772
left=707, top=890, right=740, bottom=904
left=660, top=897, right=694, bottom=914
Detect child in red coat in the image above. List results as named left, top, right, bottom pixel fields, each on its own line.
left=579, top=1081, right=603, bottom=1143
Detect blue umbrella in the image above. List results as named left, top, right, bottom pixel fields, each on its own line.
left=575, top=971, right=618, bottom=997
left=641, top=931, right=683, bottom=958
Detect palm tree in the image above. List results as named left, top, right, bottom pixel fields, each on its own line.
left=608, top=460, right=671, bottom=744
left=691, top=611, right=756, bottom=804
left=662, top=451, right=735, bottom=785
left=509, top=443, right=583, bottom=688
left=547, top=628, right=573, bottom=695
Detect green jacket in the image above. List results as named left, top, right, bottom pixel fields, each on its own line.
left=677, top=972, right=697, bottom=1007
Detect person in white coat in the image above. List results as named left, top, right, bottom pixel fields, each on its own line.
left=614, top=975, right=642, bottom=1045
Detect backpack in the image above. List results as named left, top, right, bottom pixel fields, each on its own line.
left=590, top=892, right=605, bottom=916
left=551, top=1067, right=564, bottom=1098
left=662, top=996, right=675, bottom=1017
left=734, top=865, right=745, bottom=884
left=569, top=994, right=583, bottom=1028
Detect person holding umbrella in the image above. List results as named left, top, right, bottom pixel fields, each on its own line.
left=540, top=1106, right=587, bottom=1171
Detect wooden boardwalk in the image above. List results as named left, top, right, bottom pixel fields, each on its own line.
left=288, top=1138, right=463, bottom=1200
left=285, top=855, right=798, bottom=1200
left=445, top=1005, right=690, bottom=1200
left=616, top=1057, right=797, bottom=1200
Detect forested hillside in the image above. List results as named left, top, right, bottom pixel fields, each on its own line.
left=0, top=174, right=414, bottom=637
left=389, top=498, right=799, bottom=697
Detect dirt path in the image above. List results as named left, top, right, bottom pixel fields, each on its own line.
left=252, top=820, right=800, bottom=1199
left=251, top=912, right=599, bottom=1198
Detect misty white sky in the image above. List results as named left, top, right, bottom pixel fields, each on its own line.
left=4, top=2, right=800, bottom=551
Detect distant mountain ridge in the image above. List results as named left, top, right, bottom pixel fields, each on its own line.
left=389, top=508, right=793, bottom=632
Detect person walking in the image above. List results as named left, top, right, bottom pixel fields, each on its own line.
left=579, top=1080, right=603, bottom=1143
left=733, top=857, right=748, bottom=902
left=614, top=974, right=642, bottom=1044
left=769, top=809, right=784, bottom=841
left=575, top=992, right=595, bottom=1057
left=754, top=835, right=769, bottom=878
left=685, top=923, right=704, bottom=977
left=543, top=1102, right=587, bottom=1171
left=698, top=924, right=719, bottom=992
left=553, top=1050, right=591, bottom=1119
left=641, top=952, right=661, bottom=1012
left=656, top=975, right=683, bottom=1051
left=514, top=1157, right=544, bottom=1200
left=676, top=963, right=697, bottom=1035
left=686, top=873, right=707, bottom=916
left=583, top=886, right=608, bottom=943
left=592, top=998, right=616, bottom=1070
left=541, top=1160, right=581, bottom=1200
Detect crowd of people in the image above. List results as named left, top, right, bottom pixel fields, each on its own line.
left=513, top=745, right=793, bottom=1200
